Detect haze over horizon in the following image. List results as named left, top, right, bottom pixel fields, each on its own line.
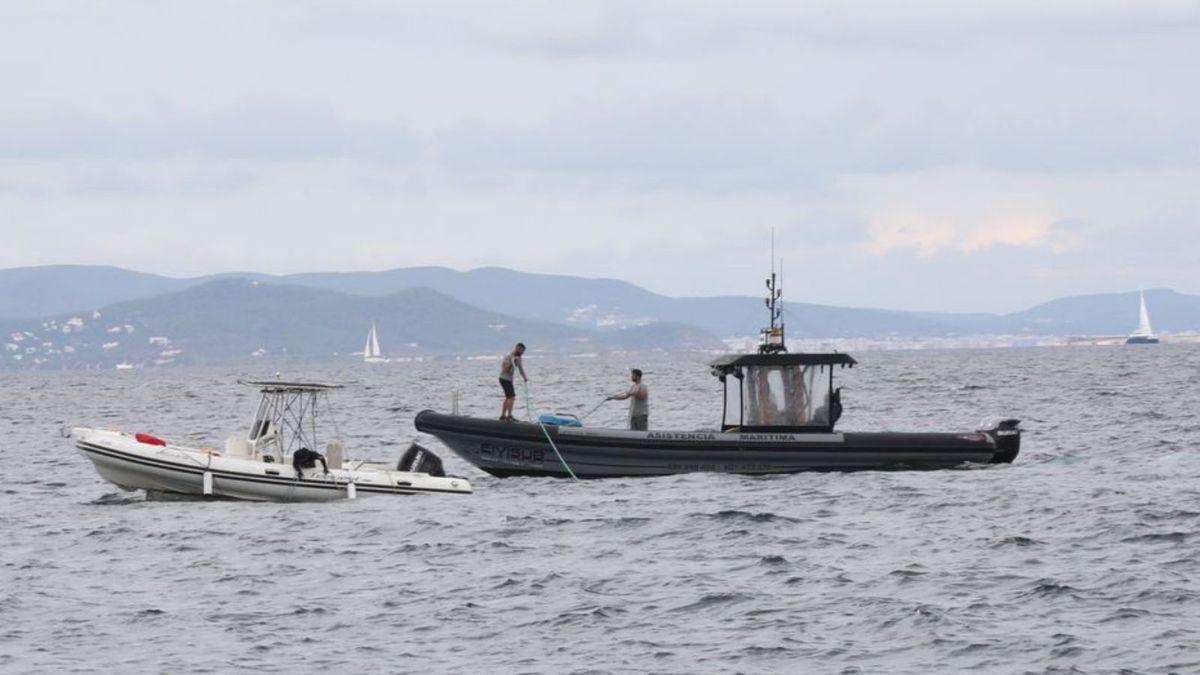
left=0, top=261, right=1186, bottom=317
left=2, top=2, right=1197, bottom=313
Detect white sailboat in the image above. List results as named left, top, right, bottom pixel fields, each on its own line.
left=1126, top=290, right=1159, bottom=345
left=364, top=322, right=387, bottom=362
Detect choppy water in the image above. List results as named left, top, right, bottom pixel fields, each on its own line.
left=3, top=346, right=1199, bottom=673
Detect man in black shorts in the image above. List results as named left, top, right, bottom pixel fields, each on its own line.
left=498, top=342, right=528, bottom=421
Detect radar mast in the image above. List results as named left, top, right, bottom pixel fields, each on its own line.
left=760, top=230, right=786, bottom=354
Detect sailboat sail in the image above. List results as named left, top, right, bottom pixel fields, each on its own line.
left=1136, top=291, right=1153, bottom=336
left=364, top=323, right=383, bottom=360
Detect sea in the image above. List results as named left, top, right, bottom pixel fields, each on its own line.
left=2, top=345, right=1198, bottom=674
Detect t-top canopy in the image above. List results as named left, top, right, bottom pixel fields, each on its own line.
left=238, top=379, right=344, bottom=392
left=710, top=352, right=857, bottom=373
left=711, top=352, right=853, bottom=431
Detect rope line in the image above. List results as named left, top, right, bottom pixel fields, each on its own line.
left=579, top=397, right=610, bottom=422
left=522, top=381, right=579, bottom=482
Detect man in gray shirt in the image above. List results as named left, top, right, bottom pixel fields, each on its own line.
left=608, top=368, right=649, bottom=430
left=498, top=342, right=527, bottom=422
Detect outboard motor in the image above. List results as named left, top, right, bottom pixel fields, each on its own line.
left=984, top=419, right=1022, bottom=464
left=398, top=442, right=446, bottom=477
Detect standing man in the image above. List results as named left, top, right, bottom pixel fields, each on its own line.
left=498, top=342, right=528, bottom=421
left=609, top=368, right=649, bottom=430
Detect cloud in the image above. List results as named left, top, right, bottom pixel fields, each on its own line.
left=864, top=211, right=1078, bottom=256
left=3, top=1, right=1198, bottom=183
left=0, top=1, right=1198, bottom=312
left=959, top=214, right=1076, bottom=253
left=863, top=212, right=957, bottom=257
left=0, top=106, right=420, bottom=163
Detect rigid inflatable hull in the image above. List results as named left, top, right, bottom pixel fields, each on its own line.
left=74, top=428, right=471, bottom=501
left=414, top=411, right=1020, bottom=479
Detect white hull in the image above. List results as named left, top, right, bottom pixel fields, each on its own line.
left=74, top=428, right=471, bottom=502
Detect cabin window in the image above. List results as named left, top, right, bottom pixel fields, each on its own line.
left=723, top=373, right=743, bottom=428
left=742, top=365, right=829, bottom=427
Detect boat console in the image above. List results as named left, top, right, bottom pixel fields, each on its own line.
left=237, top=380, right=346, bottom=466
left=711, top=352, right=855, bottom=433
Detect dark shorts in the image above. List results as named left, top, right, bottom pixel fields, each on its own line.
left=499, top=378, right=516, bottom=398
left=630, top=415, right=648, bottom=431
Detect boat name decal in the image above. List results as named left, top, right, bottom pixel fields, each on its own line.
left=646, top=432, right=718, bottom=442
left=479, top=442, right=545, bottom=465
left=738, top=433, right=798, bottom=442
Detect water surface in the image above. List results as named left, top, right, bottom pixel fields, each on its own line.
left=2, top=346, right=1198, bottom=673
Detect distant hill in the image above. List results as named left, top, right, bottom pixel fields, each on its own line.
left=0, top=279, right=725, bottom=369
left=2, top=264, right=1197, bottom=342
left=0, top=264, right=657, bottom=324
left=281, top=266, right=664, bottom=328
left=0, top=265, right=274, bottom=319
left=995, top=289, right=1200, bottom=335
left=0, top=265, right=189, bottom=318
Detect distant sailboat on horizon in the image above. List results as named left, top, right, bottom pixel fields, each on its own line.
left=1126, top=290, right=1159, bottom=345
left=364, top=322, right=387, bottom=362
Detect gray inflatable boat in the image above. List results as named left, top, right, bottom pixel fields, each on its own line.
left=414, top=350, right=1020, bottom=479
left=415, top=267, right=1021, bottom=479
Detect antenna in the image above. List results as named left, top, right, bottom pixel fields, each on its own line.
left=760, top=228, right=787, bottom=354
left=779, top=258, right=784, bottom=332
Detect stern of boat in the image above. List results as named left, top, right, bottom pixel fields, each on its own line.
left=982, top=419, right=1021, bottom=464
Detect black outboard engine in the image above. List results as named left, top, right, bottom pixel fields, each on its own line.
left=984, top=419, right=1022, bottom=464
left=398, top=442, right=446, bottom=477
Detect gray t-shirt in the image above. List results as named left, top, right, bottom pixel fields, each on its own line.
left=499, top=353, right=522, bottom=381
left=627, top=382, right=649, bottom=417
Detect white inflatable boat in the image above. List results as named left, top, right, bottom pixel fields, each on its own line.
left=71, top=380, right=471, bottom=501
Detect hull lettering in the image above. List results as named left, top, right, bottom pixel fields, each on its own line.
left=479, top=443, right=546, bottom=465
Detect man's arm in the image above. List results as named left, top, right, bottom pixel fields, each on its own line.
left=609, top=384, right=636, bottom=401
left=516, top=357, right=528, bottom=381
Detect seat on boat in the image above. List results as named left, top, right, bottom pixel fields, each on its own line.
left=224, top=436, right=254, bottom=459
left=325, top=442, right=344, bottom=470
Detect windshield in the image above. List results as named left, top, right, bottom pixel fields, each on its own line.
left=742, top=364, right=829, bottom=427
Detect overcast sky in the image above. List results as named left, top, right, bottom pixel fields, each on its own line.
left=2, top=1, right=1198, bottom=312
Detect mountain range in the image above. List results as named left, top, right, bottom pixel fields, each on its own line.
left=1, top=264, right=1196, bottom=369
left=0, top=278, right=719, bottom=368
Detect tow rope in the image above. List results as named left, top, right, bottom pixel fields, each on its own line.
left=522, top=381, right=579, bottom=482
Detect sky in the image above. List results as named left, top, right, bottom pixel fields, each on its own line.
left=1, top=1, right=1198, bottom=313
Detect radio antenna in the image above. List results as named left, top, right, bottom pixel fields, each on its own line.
left=760, top=229, right=786, bottom=354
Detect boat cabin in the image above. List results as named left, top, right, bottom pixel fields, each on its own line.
left=710, top=353, right=856, bottom=433
left=226, top=380, right=346, bottom=467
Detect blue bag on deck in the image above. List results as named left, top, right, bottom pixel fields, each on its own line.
left=537, top=413, right=583, bottom=427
